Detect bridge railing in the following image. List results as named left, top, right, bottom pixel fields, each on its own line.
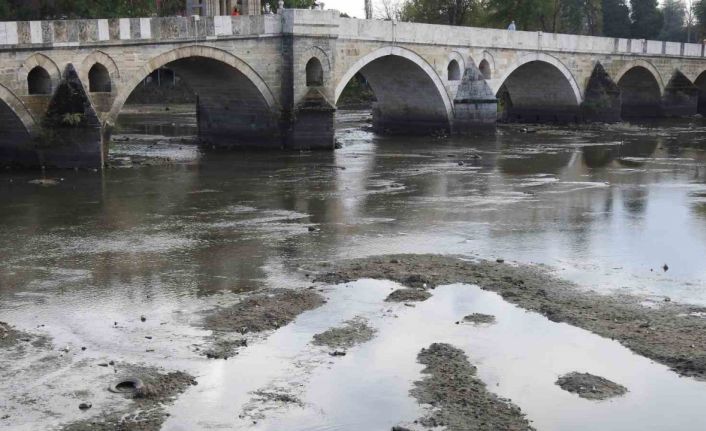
left=0, top=10, right=705, bottom=59
left=337, top=15, right=706, bottom=58
left=0, top=15, right=282, bottom=48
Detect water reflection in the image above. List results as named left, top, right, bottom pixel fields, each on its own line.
left=2, top=109, right=706, bottom=430
left=1, top=112, right=706, bottom=308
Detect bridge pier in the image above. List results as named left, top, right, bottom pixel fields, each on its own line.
left=581, top=63, right=622, bottom=123
left=34, top=64, right=104, bottom=169
left=661, top=71, right=699, bottom=117
left=452, top=63, right=498, bottom=133
left=288, top=88, right=336, bottom=150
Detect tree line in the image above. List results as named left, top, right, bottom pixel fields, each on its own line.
left=382, top=0, right=706, bottom=43
left=0, top=0, right=184, bottom=19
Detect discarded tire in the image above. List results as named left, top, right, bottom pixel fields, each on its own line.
left=108, top=377, right=144, bottom=395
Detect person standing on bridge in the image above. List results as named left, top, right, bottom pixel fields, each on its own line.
left=232, top=7, right=240, bottom=16
left=508, top=20, right=516, bottom=31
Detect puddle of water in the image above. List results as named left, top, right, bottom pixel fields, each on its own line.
left=164, top=280, right=706, bottom=431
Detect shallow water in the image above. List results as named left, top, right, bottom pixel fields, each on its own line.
left=1, top=108, right=706, bottom=429
left=162, top=280, right=706, bottom=431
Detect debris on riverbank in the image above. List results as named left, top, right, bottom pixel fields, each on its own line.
left=0, top=321, right=48, bottom=350
left=204, top=289, right=326, bottom=334
left=200, top=337, right=248, bottom=360
left=200, top=289, right=326, bottom=359
left=312, top=317, right=376, bottom=349
left=386, top=288, right=432, bottom=303
left=463, top=313, right=497, bottom=324
left=314, top=254, right=706, bottom=380
left=404, top=343, right=534, bottom=431
left=60, top=365, right=196, bottom=431
left=556, top=372, right=628, bottom=400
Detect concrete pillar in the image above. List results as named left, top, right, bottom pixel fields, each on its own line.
left=288, top=88, right=336, bottom=150
left=581, top=63, right=621, bottom=123
left=38, top=64, right=104, bottom=169
left=452, top=62, right=497, bottom=134
left=662, top=71, right=699, bottom=117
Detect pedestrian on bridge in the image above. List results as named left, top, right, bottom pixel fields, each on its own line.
left=232, top=7, right=240, bottom=16
left=508, top=20, right=516, bottom=31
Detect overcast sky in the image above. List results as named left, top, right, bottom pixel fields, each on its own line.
left=322, top=0, right=367, bottom=18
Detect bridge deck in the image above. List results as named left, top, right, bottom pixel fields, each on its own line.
left=0, top=11, right=704, bottom=59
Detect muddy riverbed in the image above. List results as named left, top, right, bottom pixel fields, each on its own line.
left=1, top=107, right=706, bottom=430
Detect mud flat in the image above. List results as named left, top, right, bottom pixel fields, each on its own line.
left=403, top=343, right=534, bottom=431
left=201, top=289, right=326, bottom=358
left=203, top=289, right=326, bottom=334
left=1, top=321, right=48, bottom=350
left=312, top=317, right=377, bottom=349
left=315, top=254, right=706, bottom=380
left=60, top=365, right=197, bottom=431
left=463, top=313, right=497, bottom=324
left=556, top=372, right=628, bottom=400
left=386, top=288, right=432, bottom=303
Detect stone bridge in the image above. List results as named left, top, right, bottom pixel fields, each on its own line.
left=1, top=9, right=706, bottom=168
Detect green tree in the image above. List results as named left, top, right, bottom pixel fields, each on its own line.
left=602, top=0, right=631, bottom=37
left=694, top=0, right=706, bottom=39
left=582, top=0, right=603, bottom=34
left=485, top=0, right=554, bottom=31
left=659, top=0, right=685, bottom=41
left=558, top=0, right=602, bottom=35
left=400, top=0, right=478, bottom=26
left=0, top=0, right=38, bottom=20
left=265, top=0, right=317, bottom=12
left=630, top=0, right=663, bottom=39
left=158, top=0, right=184, bottom=16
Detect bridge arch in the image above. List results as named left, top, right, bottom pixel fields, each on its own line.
left=494, top=53, right=582, bottom=122
left=0, top=83, right=39, bottom=165
left=80, top=51, right=120, bottom=91
left=448, top=60, right=461, bottom=81
left=306, top=57, right=324, bottom=86
left=479, top=59, right=492, bottom=79
left=447, top=51, right=466, bottom=81
left=616, top=64, right=663, bottom=117
left=300, top=46, right=331, bottom=84
left=335, top=46, right=454, bottom=134
left=28, top=67, right=52, bottom=95
left=107, top=45, right=278, bottom=146
left=89, top=64, right=112, bottom=93
left=613, top=60, right=664, bottom=94
left=695, top=70, right=706, bottom=114
left=479, top=50, right=495, bottom=79
left=19, top=53, right=61, bottom=96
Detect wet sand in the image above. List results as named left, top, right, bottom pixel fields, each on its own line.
left=312, top=317, right=377, bottom=349
left=407, top=343, right=534, bottom=431
left=314, top=254, right=706, bottom=380
left=60, top=365, right=196, bottom=431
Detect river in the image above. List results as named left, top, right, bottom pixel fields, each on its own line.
left=1, top=106, right=705, bottom=430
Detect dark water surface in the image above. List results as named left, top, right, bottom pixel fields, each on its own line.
left=1, top=109, right=706, bottom=430
left=2, top=110, right=705, bottom=303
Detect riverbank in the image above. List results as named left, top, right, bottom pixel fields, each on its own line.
left=314, top=254, right=706, bottom=380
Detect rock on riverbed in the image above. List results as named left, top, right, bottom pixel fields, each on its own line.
left=312, top=317, right=377, bottom=349
left=556, top=372, right=628, bottom=400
